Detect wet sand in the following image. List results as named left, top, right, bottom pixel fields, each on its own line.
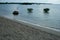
left=0, top=16, right=60, bottom=40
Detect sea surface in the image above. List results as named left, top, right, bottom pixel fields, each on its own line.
left=0, top=4, right=60, bottom=30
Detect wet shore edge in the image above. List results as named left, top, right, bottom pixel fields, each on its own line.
left=0, top=16, right=60, bottom=37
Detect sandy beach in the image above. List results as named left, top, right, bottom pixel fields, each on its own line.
left=0, top=16, right=60, bottom=40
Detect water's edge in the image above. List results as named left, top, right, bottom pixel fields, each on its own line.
left=0, top=16, right=60, bottom=36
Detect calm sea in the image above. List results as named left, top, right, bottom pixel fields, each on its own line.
left=0, top=4, right=60, bottom=30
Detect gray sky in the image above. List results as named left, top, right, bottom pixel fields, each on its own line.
left=0, top=0, right=60, bottom=4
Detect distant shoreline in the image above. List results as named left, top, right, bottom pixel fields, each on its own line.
left=0, top=2, right=52, bottom=5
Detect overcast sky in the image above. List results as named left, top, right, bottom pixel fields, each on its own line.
left=0, top=0, right=60, bottom=4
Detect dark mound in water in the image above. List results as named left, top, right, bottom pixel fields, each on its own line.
left=27, top=8, right=33, bottom=13
left=43, top=8, right=50, bottom=13
left=13, top=11, right=19, bottom=15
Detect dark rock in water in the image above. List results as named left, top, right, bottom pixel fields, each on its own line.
left=27, top=8, right=33, bottom=13
left=13, top=11, right=19, bottom=15
left=43, top=8, right=50, bottom=13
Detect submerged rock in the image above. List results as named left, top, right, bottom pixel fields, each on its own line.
left=27, top=8, right=33, bottom=13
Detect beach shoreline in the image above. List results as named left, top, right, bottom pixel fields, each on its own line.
left=0, top=16, right=60, bottom=40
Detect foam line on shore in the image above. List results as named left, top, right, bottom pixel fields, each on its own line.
left=15, top=19, right=60, bottom=36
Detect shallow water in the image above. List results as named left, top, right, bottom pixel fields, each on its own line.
left=0, top=4, right=60, bottom=30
